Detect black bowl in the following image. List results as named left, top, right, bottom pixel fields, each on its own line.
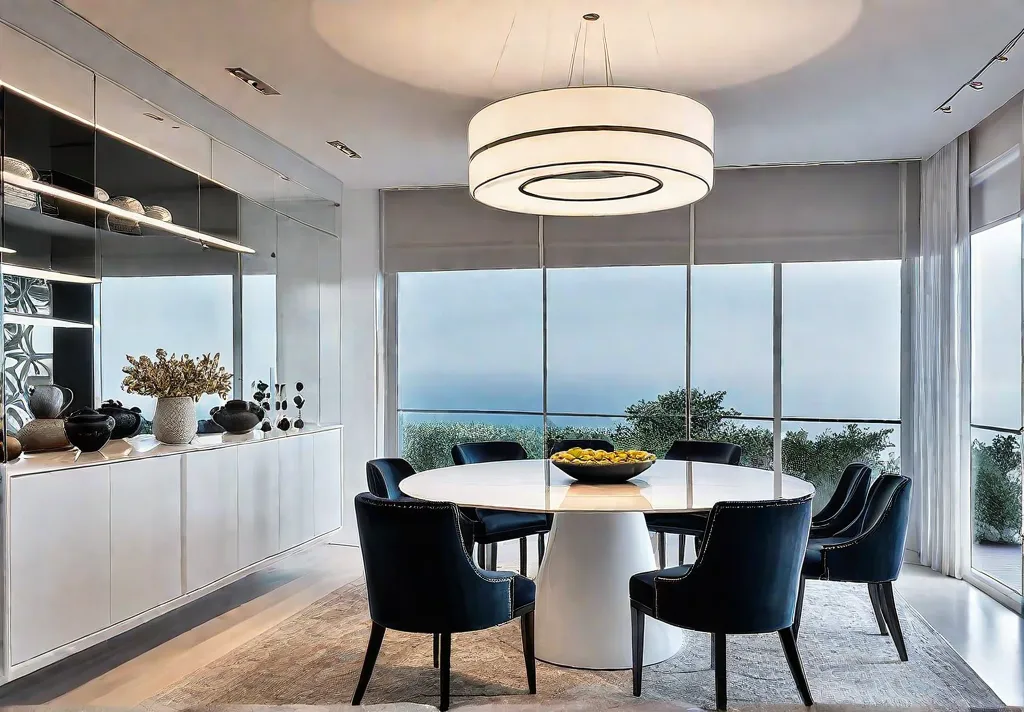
left=550, top=459, right=654, bottom=484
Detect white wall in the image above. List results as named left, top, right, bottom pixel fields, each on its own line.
left=337, top=189, right=380, bottom=544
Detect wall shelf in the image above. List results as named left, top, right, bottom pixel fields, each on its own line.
left=1, top=172, right=255, bottom=255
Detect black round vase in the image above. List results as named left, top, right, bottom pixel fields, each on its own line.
left=97, top=399, right=144, bottom=439
left=210, top=400, right=263, bottom=435
left=65, top=409, right=115, bottom=452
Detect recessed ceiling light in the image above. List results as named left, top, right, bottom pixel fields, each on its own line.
left=940, top=105, right=952, bottom=114
left=582, top=12, right=600, bottom=21
left=969, top=80, right=984, bottom=90
left=225, top=67, right=280, bottom=96
left=327, top=140, right=362, bottom=159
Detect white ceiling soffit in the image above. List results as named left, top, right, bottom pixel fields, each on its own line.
left=59, top=0, right=1024, bottom=189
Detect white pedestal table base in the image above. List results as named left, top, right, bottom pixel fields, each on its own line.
left=534, top=511, right=682, bottom=669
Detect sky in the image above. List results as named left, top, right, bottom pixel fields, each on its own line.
left=396, top=260, right=903, bottom=424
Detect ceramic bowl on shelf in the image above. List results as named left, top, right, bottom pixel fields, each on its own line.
left=97, top=399, right=144, bottom=439
left=549, top=448, right=657, bottom=484
left=65, top=408, right=115, bottom=452
left=210, top=399, right=264, bottom=435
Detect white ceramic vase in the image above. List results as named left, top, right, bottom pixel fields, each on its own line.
left=153, top=396, right=197, bottom=444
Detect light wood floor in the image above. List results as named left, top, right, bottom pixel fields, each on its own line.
left=0, top=543, right=365, bottom=706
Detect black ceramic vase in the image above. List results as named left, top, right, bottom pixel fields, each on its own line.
left=65, top=409, right=115, bottom=452
left=97, top=399, right=144, bottom=439
left=210, top=400, right=264, bottom=435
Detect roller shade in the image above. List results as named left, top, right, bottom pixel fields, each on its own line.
left=693, top=163, right=902, bottom=264
left=382, top=187, right=539, bottom=272
left=969, top=92, right=1022, bottom=232
left=542, top=210, right=690, bottom=268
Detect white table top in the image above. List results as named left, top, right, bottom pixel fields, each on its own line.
left=400, top=459, right=815, bottom=513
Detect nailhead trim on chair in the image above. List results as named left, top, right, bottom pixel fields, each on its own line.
left=817, top=478, right=909, bottom=581
left=652, top=495, right=814, bottom=617
left=363, top=497, right=515, bottom=620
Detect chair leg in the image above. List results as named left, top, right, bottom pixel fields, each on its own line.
left=867, top=583, right=889, bottom=636
left=631, top=605, right=645, bottom=696
left=520, top=610, right=537, bottom=694
left=352, top=621, right=386, bottom=705
left=433, top=632, right=439, bottom=668
left=476, top=542, right=486, bottom=568
left=878, top=581, right=908, bottom=661
left=487, top=542, right=498, bottom=570
left=657, top=532, right=666, bottom=569
left=778, top=626, right=814, bottom=706
left=520, top=537, right=528, bottom=575
left=713, top=632, right=727, bottom=711
left=538, top=533, right=545, bottom=563
left=439, top=632, right=452, bottom=711
left=793, top=576, right=806, bottom=638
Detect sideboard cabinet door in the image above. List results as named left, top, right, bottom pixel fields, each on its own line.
left=10, top=466, right=112, bottom=664
left=313, top=429, right=342, bottom=535
left=237, top=439, right=280, bottom=566
left=184, top=448, right=238, bottom=592
left=110, top=456, right=183, bottom=622
left=278, top=434, right=315, bottom=550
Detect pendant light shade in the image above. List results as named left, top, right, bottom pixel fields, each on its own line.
left=468, top=86, right=714, bottom=216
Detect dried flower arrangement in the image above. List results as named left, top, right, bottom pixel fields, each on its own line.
left=122, top=349, right=232, bottom=401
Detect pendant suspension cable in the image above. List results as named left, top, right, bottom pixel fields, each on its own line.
left=602, top=24, right=614, bottom=87
left=491, top=11, right=519, bottom=84
left=566, top=19, right=583, bottom=87
left=581, top=18, right=590, bottom=85
left=647, top=12, right=662, bottom=70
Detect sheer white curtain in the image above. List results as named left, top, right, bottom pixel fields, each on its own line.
left=908, top=135, right=971, bottom=578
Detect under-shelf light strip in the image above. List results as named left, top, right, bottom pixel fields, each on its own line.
left=1, top=172, right=256, bottom=255
left=4, top=313, right=92, bottom=329
left=2, top=263, right=100, bottom=284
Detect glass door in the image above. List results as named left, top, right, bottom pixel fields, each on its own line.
left=969, top=217, right=1024, bottom=596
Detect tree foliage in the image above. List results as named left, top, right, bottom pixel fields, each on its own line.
left=972, top=434, right=1022, bottom=544
left=402, top=387, right=907, bottom=509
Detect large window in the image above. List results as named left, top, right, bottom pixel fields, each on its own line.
left=691, top=264, right=774, bottom=467
left=969, top=218, right=1023, bottom=594
left=396, top=269, right=543, bottom=470
left=782, top=260, right=902, bottom=508
left=546, top=266, right=686, bottom=456
left=395, top=258, right=903, bottom=504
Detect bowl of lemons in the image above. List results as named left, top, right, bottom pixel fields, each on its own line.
left=549, top=447, right=657, bottom=484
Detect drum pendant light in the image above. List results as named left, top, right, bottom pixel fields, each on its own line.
left=468, top=13, right=714, bottom=217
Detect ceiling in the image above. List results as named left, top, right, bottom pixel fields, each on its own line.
left=61, top=0, right=1024, bottom=189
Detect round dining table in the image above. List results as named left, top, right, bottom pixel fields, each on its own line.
left=400, top=458, right=815, bottom=670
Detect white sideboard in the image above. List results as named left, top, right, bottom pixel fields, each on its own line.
left=2, top=424, right=343, bottom=681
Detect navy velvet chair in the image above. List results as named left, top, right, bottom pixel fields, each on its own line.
left=809, top=463, right=872, bottom=538
left=547, top=438, right=615, bottom=456
left=646, top=439, right=742, bottom=567
left=797, top=474, right=913, bottom=661
left=352, top=493, right=536, bottom=711
left=451, top=441, right=549, bottom=574
left=365, top=457, right=416, bottom=499
left=630, top=494, right=814, bottom=710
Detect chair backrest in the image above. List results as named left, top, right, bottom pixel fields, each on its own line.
left=825, top=475, right=913, bottom=583
left=451, top=441, right=529, bottom=465
left=547, top=438, right=615, bottom=457
left=654, top=494, right=812, bottom=634
left=664, top=439, right=742, bottom=465
left=813, top=463, right=871, bottom=524
left=365, top=457, right=417, bottom=499
left=354, top=493, right=514, bottom=633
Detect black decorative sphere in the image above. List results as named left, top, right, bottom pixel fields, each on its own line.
left=282, top=401, right=288, bottom=411
left=253, top=391, right=265, bottom=402
left=295, top=382, right=304, bottom=392
left=65, top=408, right=115, bottom=452
left=277, top=417, right=291, bottom=431
left=275, top=401, right=281, bottom=411
left=260, top=421, right=272, bottom=432
left=293, top=395, right=305, bottom=408
left=294, top=418, right=304, bottom=430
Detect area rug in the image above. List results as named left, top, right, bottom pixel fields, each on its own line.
left=144, top=579, right=1001, bottom=711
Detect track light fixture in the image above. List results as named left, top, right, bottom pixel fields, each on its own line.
left=969, top=80, right=984, bottom=90
left=940, top=106, right=952, bottom=114
left=934, top=26, right=1023, bottom=113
